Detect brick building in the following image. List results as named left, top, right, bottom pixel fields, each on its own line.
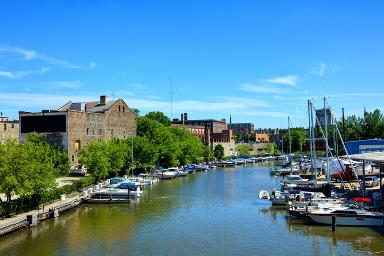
left=228, top=122, right=255, bottom=143
left=19, top=95, right=136, bottom=166
left=172, top=113, right=235, bottom=156
left=255, top=133, right=270, bottom=143
left=0, top=114, right=19, bottom=143
left=171, top=123, right=208, bottom=144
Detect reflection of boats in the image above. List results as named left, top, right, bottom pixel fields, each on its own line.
left=308, top=204, right=384, bottom=226
left=259, top=190, right=270, bottom=199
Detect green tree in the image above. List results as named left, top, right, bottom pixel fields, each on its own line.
left=213, top=144, right=225, bottom=160
left=145, top=111, right=171, bottom=126
left=79, top=141, right=110, bottom=181
left=266, top=142, right=277, bottom=155
left=131, top=108, right=140, bottom=116
left=235, top=144, right=252, bottom=156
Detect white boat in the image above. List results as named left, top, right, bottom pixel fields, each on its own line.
left=269, top=190, right=290, bottom=205
left=281, top=175, right=315, bottom=187
left=308, top=204, right=384, bottom=226
left=93, top=186, right=142, bottom=199
left=154, top=168, right=177, bottom=179
left=176, top=170, right=188, bottom=176
left=259, top=190, right=270, bottom=200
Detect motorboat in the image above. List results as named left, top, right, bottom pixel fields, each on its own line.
left=308, top=203, right=384, bottom=226
left=154, top=168, right=177, bottom=179
left=281, top=175, right=315, bottom=187
left=259, top=190, right=270, bottom=200
left=93, top=182, right=142, bottom=199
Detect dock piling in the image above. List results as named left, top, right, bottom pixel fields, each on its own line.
left=332, top=215, right=336, bottom=231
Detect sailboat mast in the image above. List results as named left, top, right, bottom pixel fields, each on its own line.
left=324, top=97, right=330, bottom=183
left=288, top=116, right=292, bottom=156
left=308, top=100, right=313, bottom=173
left=310, top=101, right=317, bottom=183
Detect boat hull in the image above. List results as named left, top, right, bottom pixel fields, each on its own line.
left=309, top=214, right=384, bottom=226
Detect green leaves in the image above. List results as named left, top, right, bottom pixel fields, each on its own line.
left=79, top=115, right=209, bottom=173
left=0, top=137, right=58, bottom=202
left=214, top=144, right=224, bottom=160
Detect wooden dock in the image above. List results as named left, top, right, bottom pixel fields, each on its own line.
left=0, top=196, right=81, bottom=237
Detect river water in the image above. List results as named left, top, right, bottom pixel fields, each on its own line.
left=1, top=163, right=384, bottom=256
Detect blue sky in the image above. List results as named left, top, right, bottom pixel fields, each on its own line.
left=1, top=1, right=384, bottom=128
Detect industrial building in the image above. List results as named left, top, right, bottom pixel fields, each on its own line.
left=19, top=95, right=136, bottom=166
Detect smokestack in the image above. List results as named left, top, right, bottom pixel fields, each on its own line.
left=181, top=113, right=184, bottom=124
left=100, top=95, right=108, bottom=105
left=184, top=113, right=188, bottom=121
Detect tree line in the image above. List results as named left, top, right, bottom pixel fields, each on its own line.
left=0, top=133, right=70, bottom=203
left=79, top=112, right=213, bottom=181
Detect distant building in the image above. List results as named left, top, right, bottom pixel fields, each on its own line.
left=345, top=139, right=384, bottom=154
left=172, top=113, right=235, bottom=156
left=211, top=129, right=235, bottom=157
left=303, top=138, right=326, bottom=151
left=19, top=95, right=136, bottom=166
left=255, top=133, right=270, bottom=143
left=0, top=114, right=19, bottom=143
left=316, top=108, right=334, bottom=128
left=171, top=123, right=208, bottom=144
left=172, top=113, right=227, bottom=134
left=228, top=122, right=254, bottom=133
left=228, top=122, right=255, bottom=142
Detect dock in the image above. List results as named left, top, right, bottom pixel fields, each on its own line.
left=0, top=195, right=81, bottom=237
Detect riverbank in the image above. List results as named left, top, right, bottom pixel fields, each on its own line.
left=0, top=193, right=81, bottom=237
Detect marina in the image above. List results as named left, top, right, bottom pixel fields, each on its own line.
left=1, top=162, right=384, bottom=255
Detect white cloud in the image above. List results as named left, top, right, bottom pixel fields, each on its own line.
left=236, top=111, right=289, bottom=118
left=89, top=62, right=96, bottom=69
left=239, top=83, right=287, bottom=93
left=0, top=70, right=17, bottom=79
left=264, top=75, right=299, bottom=86
left=0, top=46, right=87, bottom=69
left=130, top=83, right=146, bottom=89
left=46, top=80, right=83, bottom=89
left=311, top=62, right=338, bottom=76
left=0, top=67, right=50, bottom=79
left=0, top=93, right=94, bottom=108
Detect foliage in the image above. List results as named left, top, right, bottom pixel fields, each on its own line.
left=145, top=111, right=171, bottom=126
left=131, top=108, right=140, bottom=116
left=266, top=142, right=277, bottom=155
left=338, top=109, right=384, bottom=142
left=284, top=127, right=307, bottom=152
left=213, top=144, right=225, bottom=160
left=0, top=135, right=60, bottom=204
left=235, top=144, right=252, bottom=156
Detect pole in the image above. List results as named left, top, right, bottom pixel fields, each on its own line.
left=310, top=101, right=317, bottom=182
left=342, top=107, right=346, bottom=142
left=288, top=116, right=292, bottom=156
left=324, top=97, right=330, bottom=183
left=332, top=215, right=336, bottom=231
left=308, top=100, right=313, bottom=173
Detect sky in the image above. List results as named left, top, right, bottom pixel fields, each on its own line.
left=1, top=0, right=384, bottom=128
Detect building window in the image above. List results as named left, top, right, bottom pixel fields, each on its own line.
left=72, top=154, right=75, bottom=162
left=99, top=129, right=102, bottom=135
left=119, top=105, right=121, bottom=112
left=75, top=140, right=81, bottom=151
left=111, top=129, right=114, bottom=136
left=123, top=106, right=125, bottom=112
left=3, top=124, right=6, bottom=131
left=11, top=124, right=14, bottom=129
left=87, top=128, right=89, bottom=135
left=92, top=129, right=95, bottom=135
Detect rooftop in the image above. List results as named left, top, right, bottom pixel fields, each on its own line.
left=347, top=152, right=384, bottom=163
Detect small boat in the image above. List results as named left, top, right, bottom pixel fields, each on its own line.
left=259, top=190, right=270, bottom=200
left=308, top=204, right=384, bottom=226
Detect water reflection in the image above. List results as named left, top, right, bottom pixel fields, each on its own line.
left=1, top=164, right=384, bottom=256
